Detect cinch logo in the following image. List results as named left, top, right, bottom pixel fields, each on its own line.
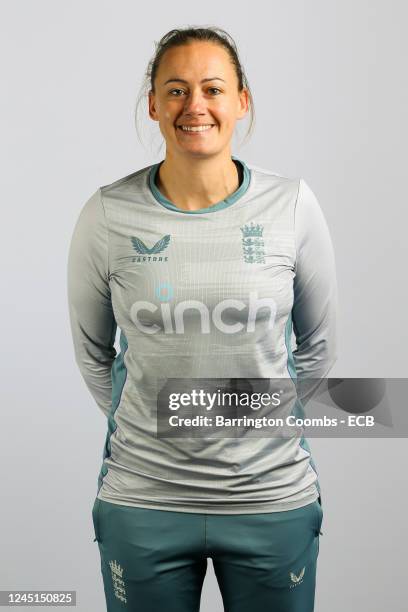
left=131, top=234, right=170, bottom=262
left=129, top=285, right=277, bottom=335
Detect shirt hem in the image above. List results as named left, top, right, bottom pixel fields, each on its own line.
left=96, top=489, right=319, bottom=515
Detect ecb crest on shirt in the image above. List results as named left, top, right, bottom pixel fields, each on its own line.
left=130, top=225, right=268, bottom=265
left=240, top=222, right=265, bottom=264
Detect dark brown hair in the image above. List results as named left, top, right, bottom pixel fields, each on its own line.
left=134, top=26, right=256, bottom=154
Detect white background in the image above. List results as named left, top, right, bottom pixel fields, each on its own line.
left=1, top=1, right=407, bottom=610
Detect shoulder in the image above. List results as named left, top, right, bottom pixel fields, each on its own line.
left=244, top=164, right=321, bottom=209
left=245, top=162, right=301, bottom=213
left=294, top=178, right=329, bottom=231
left=295, top=178, right=321, bottom=210
left=245, top=161, right=297, bottom=187
left=293, top=178, right=334, bottom=265
left=100, top=164, right=152, bottom=198
left=75, top=187, right=104, bottom=227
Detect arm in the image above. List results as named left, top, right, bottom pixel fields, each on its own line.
left=67, top=188, right=117, bottom=418
left=291, top=178, right=338, bottom=402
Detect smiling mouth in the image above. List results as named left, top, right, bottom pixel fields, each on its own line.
left=177, top=124, right=216, bottom=133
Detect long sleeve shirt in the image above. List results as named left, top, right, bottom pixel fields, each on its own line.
left=67, top=156, right=337, bottom=513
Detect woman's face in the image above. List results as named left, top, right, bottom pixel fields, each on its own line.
left=148, top=41, right=248, bottom=158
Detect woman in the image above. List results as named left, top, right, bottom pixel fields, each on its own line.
left=67, top=26, right=337, bottom=612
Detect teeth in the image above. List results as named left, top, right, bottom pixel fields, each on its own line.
left=180, top=124, right=213, bottom=132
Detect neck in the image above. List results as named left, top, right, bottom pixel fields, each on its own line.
left=156, top=151, right=240, bottom=211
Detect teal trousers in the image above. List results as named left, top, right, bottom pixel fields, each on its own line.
left=92, top=497, right=323, bottom=612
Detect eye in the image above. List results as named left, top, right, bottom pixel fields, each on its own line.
left=168, top=87, right=222, bottom=96
left=168, top=88, right=185, bottom=96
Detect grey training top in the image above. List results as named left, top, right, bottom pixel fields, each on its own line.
left=67, top=156, right=338, bottom=514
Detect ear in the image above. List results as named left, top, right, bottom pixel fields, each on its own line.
left=148, top=90, right=159, bottom=121
left=237, top=88, right=249, bottom=120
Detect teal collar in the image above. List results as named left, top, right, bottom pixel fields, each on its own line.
left=148, top=156, right=251, bottom=214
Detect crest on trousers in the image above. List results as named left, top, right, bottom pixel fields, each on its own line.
left=289, top=566, right=305, bottom=588
left=109, top=560, right=128, bottom=604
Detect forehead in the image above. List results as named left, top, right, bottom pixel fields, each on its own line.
left=156, top=42, right=233, bottom=81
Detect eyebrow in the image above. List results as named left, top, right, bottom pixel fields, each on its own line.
left=163, top=77, right=226, bottom=85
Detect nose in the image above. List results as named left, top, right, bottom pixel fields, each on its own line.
left=182, top=88, right=206, bottom=115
